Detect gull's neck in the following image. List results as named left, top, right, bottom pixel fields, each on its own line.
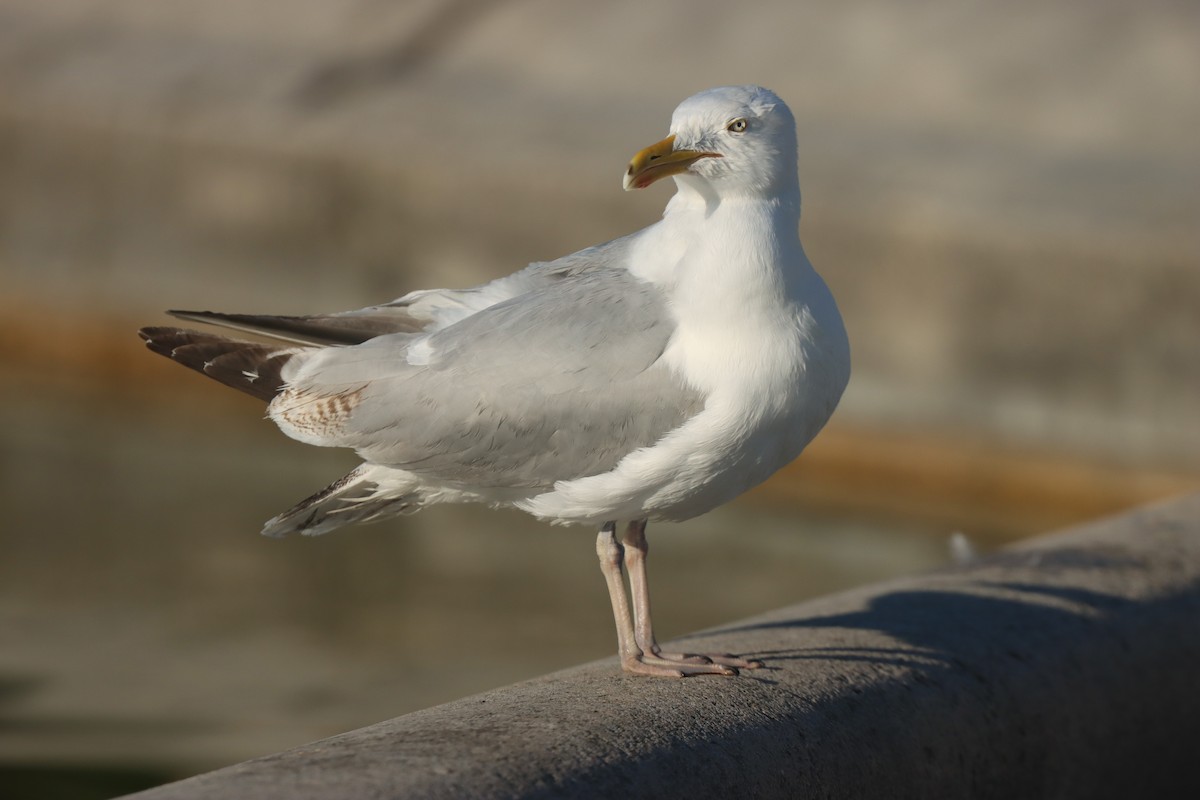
left=630, top=178, right=806, bottom=294
left=669, top=174, right=801, bottom=222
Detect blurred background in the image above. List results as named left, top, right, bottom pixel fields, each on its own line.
left=1, top=0, right=1197, bottom=796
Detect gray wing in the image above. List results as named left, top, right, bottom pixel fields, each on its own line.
left=273, top=264, right=703, bottom=490
left=168, top=235, right=639, bottom=346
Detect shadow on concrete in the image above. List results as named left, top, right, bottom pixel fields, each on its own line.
left=681, top=545, right=1196, bottom=709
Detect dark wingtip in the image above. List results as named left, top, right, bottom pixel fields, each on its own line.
left=139, top=326, right=186, bottom=357
left=136, top=325, right=294, bottom=401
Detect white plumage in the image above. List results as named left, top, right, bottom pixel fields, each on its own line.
left=141, top=85, right=849, bottom=677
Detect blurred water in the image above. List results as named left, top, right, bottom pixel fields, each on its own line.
left=0, top=377, right=956, bottom=788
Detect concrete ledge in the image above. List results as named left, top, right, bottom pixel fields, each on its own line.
left=125, top=495, right=1200, bottom=799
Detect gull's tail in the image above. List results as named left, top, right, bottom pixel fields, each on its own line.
left=138, top=327, right=305, bottom=401
left=140, top=327, right=420, bottom=536
left=261, top=464, right=420, bottom=537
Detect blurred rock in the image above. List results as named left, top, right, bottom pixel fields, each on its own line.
left=2, top=0, right=1196, bottom=466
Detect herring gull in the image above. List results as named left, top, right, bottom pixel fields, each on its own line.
left=139, top=85, right=850, bottom=677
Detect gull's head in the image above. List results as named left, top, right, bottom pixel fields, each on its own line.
left=623, top=85, right=798, bottom=199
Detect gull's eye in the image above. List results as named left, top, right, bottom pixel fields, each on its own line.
left=726, top=118, right=748, bottom=133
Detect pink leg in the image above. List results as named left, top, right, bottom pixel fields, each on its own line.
left=622, top=520, right=763, bottom=672
left=595, top=523, right=738, bottom=677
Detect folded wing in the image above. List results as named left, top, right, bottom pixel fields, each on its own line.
left=141, top=233, right=696, bottom=492
left=271, top=265, right=702, bottom=490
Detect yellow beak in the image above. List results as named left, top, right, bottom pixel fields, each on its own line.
left=623, top=134, right=721, bottom=191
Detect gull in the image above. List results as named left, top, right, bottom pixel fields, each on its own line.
left=139, top=85, right=850, bottom=677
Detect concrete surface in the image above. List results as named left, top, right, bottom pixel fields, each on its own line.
left=123, top=494, right=1200, bottom=799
